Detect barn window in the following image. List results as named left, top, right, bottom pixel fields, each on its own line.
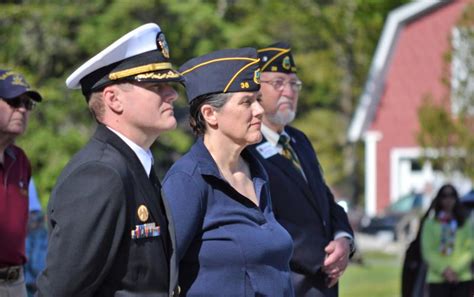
left=410, top=159, right=422, bottom=171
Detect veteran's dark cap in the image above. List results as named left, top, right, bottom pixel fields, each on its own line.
left=0, top=69, right=42, bottom=102
left=66, top=23, right=183, bottom=97
left=257, top=42, right=297, bottom=73
left=179, top=47, right=261, bottom=103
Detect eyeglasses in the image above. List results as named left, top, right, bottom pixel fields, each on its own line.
left=260, top=79, right=303, bottom=92
left=2, top=96, right=36, bottom=111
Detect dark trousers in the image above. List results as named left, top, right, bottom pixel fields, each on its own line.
left=428, top=281, right=473, bottom=297
left=291, top=270, right=338, bottom=297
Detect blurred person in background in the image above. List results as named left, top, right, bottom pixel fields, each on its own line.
left=460, top=188, right=474, bottom=296
left=0, top=69, right=42, bottom=297
left=421, top=183, right=473, bottom=297
left=24, top=178, right=47, bottom=297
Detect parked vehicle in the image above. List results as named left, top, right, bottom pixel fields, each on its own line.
left=360, top=193, right=427, bottom=241
left=461, top=189, right=474, bottom=210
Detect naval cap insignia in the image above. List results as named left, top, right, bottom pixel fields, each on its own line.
left=156, top=32, right=170, bottom=59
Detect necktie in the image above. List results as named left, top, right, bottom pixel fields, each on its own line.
left=278, top=134, right=305, bottom=178
left=149, top=164, right=161, bottom=189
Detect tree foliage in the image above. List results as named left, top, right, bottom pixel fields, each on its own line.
left=417, top=2, right=474, bottom=182
left=1, top=0, right=408, bottom=207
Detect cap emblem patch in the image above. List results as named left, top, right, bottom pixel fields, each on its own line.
left=254, top=68, right=261, bottom=84
left=0, top=71, right=29, bottom=87
left=12, top=75, right=28, bottom=87
left=282, top=56, right=291, bottom=70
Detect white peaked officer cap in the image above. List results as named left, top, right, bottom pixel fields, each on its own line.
left=66, top=23, right=183, bottom=98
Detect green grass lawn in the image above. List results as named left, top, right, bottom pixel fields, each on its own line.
left=339, top=251, right=402, bottom=297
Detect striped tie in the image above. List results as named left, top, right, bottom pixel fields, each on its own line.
left=278, top=134, right=305, bottom=177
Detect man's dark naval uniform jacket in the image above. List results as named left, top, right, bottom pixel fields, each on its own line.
left=249, top=125, right=354, bottom=297
left=36, top=124, right=179, bottom=297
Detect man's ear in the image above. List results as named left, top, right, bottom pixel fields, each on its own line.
left=102, top=85, right=123, bottom=113
left=200, top=104, right=218, bottom=128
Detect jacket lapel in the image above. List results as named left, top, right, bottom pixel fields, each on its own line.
left=267, top=152, right=326, bottom=220
left=93, top=125, right=164, bottom=239
left=93, top=125, right=178, bottom=292
left=160, top=189, right=179, bottom=296
left=267, top=153, right=311, bottom=197
left=253, top=135, right=324, bottom=221
left=289, top=136, right=330, bottom=225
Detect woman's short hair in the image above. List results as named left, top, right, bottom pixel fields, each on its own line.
left=189, top=92, right=232, bottom=135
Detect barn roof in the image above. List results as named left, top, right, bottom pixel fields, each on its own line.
left=347, top=0, right=449, bottom=142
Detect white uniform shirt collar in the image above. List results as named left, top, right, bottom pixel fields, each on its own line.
left=106, top=126, right=154, bottom=176
left=261, top=124, right=290, bottom=151
left=260, top=124, right=280, bottom=146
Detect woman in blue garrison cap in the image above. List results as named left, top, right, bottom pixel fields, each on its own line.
left=162, top=48, right=294, bottom=297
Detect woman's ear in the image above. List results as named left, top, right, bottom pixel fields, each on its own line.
left=102, top=85, right=123, bottom=113
left=200, top=104, right=218, bottom=128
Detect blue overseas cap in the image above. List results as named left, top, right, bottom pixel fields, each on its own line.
left=258, top=42, right=297, bottom=73
left=0, top=69, right=42, bottom=102
left=66, top=23, right=183, bottom=97
left=179, top=47, right=261, bottom=103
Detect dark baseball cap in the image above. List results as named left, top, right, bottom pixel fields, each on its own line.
left=0, top=69, right=42, bottom=102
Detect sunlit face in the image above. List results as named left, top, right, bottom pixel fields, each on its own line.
left=120, top=82, right=178, bottom=136
left=0, top=95, right=31, bottom=138
left=259, top=72, right=300, bottom=131
left=213, top=91, right=264, bottom=146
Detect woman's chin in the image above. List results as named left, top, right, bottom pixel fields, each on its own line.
left=246, top=133, right=263, bottom=145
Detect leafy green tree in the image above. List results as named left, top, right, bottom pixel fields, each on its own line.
left=417, top=2, right=474, bottom=182
left=1, top=0, right=408, bottom=207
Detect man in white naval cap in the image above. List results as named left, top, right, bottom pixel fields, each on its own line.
left=36, top=23, right=182, bottom=297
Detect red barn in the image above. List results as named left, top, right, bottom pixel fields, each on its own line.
left=348, top=0, right=472, bottom=216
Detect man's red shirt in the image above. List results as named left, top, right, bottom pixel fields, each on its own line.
left=0, top=145, right=31, bottom=267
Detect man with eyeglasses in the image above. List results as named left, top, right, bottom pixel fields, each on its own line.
left=249, top=42, right=354, bottom=297
left=0, top=69, right=42, bottom=297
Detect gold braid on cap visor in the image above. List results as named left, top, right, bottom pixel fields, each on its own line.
left=108, top=62, right=173, bottom=80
